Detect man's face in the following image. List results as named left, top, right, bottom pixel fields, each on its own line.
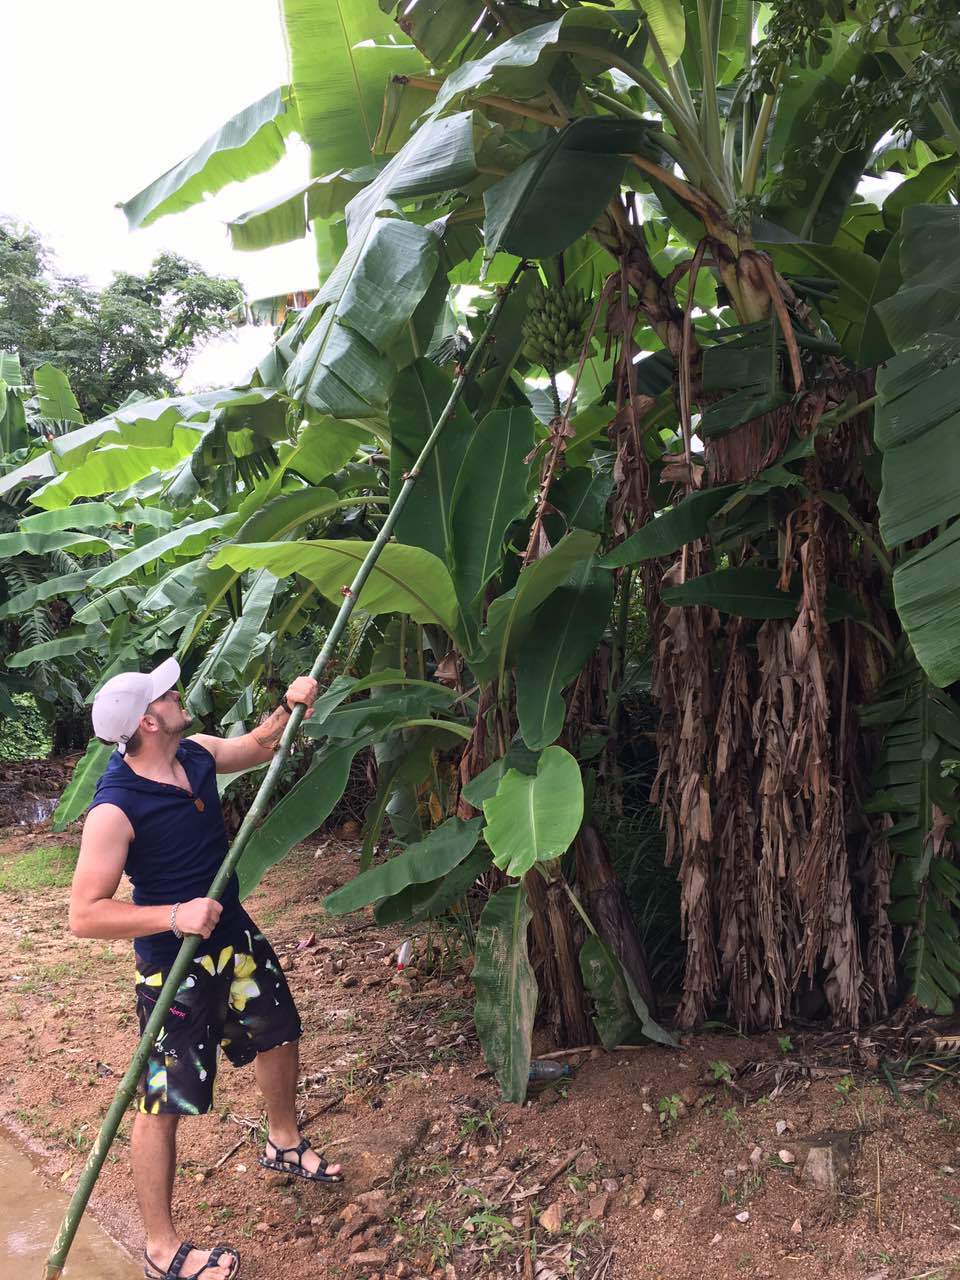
left=144, top=687, right=192, bottom=738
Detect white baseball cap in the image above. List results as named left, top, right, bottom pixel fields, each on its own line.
left=91, top=657, right=181, bottom=754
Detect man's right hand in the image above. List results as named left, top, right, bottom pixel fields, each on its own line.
left=176, top=898, right=223, bottom=938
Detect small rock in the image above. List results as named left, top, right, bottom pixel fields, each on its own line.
left=347, top=1250, right=389, bottom=1272
left=710, top=1233, right=722, bottom=1246
left=722, top=1168, right=738, bottom=1187
left=356, top=1189, right=389, bottom=1219
left=778, top=1148, right=796, bottom=1165
left=799, top=1132, right=851, bottom=1191
left=775, top=1119, right=793, bottom=1137
left=267, top=1171, right=292, bottom=1188
left=310, top=1215, right=326, bottom=1228
left=601, top=1178, right=619, bottom=1194
left=641, top=1102, right=654, bottom=1114
left=651, top=1207, right=666, bottom=1223
left=293, top=1237, right=314, bottom=1255
left=339, top=1213, right=376, bottom=1241
left=340, top=974, right=359, bottom=989
left=735, top=1211, right=750, bottom=1223
left=255, top=1222, right=270, bottom=1234
left=279, top=955, right=295, bottom=972
left=633, top=1177, right=651, bottom=1204
left=790, top=1218, right=802, bottom=1235
left=395, top=1264, right=413, bottom=1279
left=680, top=1086, right=699, bottom=1107
left=538, top=1202, right=563, bottom=1234
left=749, top=1146, right=763, bottom=1169
left=575, top=1151, right=598, bottom=1176
left=340, top=1203, right=362, bottom=1223
left=588, top=1193, right=610, bottom=1220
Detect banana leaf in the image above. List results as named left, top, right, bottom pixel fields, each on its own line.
left=473, top=883, right=537, bottom=1102
left=324, top=816, right=482, bottom=916
left=483, top=745, right=583, bottom=877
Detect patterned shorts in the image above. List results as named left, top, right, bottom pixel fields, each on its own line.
left=134, top=921, right=302, bottom=1115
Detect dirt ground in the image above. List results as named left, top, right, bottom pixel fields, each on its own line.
left=2, top=818, right=960, bottom=1280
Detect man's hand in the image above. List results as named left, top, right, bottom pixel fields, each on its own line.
left=190, top=675, right=321, bottom=772
left=176, top=898, right=223, bottom=938
left=284, top=675, right=318, bottom=719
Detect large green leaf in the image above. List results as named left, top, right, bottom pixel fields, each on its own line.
left=483, top=745, right=584, bottom=877
left=34, top=364, right=83, bottom=424
left=860, top=662, right=960, bottom=1012
left=516, top=558, right=613, bottom=750
left=324, top=816, right=482, bottom=916
left=281, top=0, right=425, bottom=175
left=274, top=112, right=479, bottom=415
left=7, top=631, right=100, bottom=668
left=893, top=525, right=960, bottom=689
left=873, top=207, right=960, bottom=687
left=663, top=566, right=863, bottom=622
left=209, top=539, right=460, bottom=632
left=598, top=487, right=736, bottom=567
left=482, top=119, right=647, bottom=263
left=88, top=517, right=230, bottom=589
left=579, top=934, right=642, bottom=1050
left=433, top=10, right=644, bottom=114
left=875, top=206, right=960, bottom=351
left=471, top=530, right=599, bottom=682
left=473, top=883, right=537, bottom=1103
left=51, top=739, right=115, bottom=832
left=185, top=570, right=280, bottom=713
left=762, top=240, right=878, bottom=361
left=120, top=88, right=300, bottom=229
left=389, top=360, right=475, bottom=563
left=450, top=407, right=535, bottom=607
left=237, top=735, right=376, bottom=898
left=373, top=844, right=492, bottom=926
left=0, top=529, right=117, bottom=558
left=0, top=572, right=90, bottom=621
left=764, top=33, right=895, bottom=243
left=228, top=168, right=372, bottom=251
left=636, top=0, right=685, bottom=67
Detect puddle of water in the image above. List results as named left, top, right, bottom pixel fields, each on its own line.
left=0, top=1134, right=140, bottom=1279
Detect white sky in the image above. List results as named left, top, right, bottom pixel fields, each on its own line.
left=3, top=0, right=317, bottom=389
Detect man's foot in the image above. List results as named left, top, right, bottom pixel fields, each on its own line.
left=261, top=1134, right=343, bottom=1182
left=144, top=1240, right=239, bottom=1279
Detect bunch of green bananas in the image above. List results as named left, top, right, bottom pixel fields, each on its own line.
left=520, top=282, right=594, bottom=372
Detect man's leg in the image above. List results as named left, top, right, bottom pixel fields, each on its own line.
left=255, top=1040, right=341, bottom=1177
left=133, top=1108, right=235, bottom=1278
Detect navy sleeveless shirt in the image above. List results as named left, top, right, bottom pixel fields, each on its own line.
left=89, top=739, right=243, bottom=968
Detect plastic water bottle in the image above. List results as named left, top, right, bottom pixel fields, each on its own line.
left=396, top=940, right=413, bottom=970
left=528, top=1059, right=573, bottom=1085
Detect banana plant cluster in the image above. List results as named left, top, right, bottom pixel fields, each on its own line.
left=4, top=0, right=960, bottom=1086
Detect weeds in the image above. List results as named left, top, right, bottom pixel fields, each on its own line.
left=0, top=845, right=80, bottom=891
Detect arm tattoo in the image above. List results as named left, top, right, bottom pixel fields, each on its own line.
left=252, top=706, right=289, bottom=750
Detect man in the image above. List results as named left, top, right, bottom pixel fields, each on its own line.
left=70, top=657, right=343, bottom=1280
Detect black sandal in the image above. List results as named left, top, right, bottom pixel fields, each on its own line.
left=143, top=1241, right=240, bottom=1280
left=259, top=1136, right=344, bottom=1184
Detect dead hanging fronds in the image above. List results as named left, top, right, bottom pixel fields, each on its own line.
left=652, top=553, right=720, bottom=1027
left=713, top=621, right=768, bottom=1030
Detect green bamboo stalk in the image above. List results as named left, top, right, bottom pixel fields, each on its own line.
left=44, top=261, right=527, bottom=1280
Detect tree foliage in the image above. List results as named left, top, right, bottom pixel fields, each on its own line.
left=4, top=0, right=960, bottom=1093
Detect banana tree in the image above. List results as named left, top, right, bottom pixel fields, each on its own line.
left=15, top=0, right=960, bottom=1092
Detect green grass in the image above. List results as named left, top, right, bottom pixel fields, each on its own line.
left=0, top=844, right=80, bottom=891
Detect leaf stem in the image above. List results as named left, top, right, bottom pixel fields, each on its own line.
left=741, top=67, right=782, bottom=197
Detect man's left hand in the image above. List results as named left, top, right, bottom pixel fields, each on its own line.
left=284, top=676, right=318, bottom=719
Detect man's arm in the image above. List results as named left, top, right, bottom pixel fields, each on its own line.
left=189, top=675, right=318, bottom=774
left=69, top=803, right=222, bottom=941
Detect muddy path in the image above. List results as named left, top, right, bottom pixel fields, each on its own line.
left=2, top=827, right=960, bottom=1280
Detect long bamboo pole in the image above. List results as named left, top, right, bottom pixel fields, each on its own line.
left=43, top=261, right=526, bottom=1279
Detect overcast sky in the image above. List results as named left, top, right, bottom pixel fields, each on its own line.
left=3, top=0, right=317, bottom=388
